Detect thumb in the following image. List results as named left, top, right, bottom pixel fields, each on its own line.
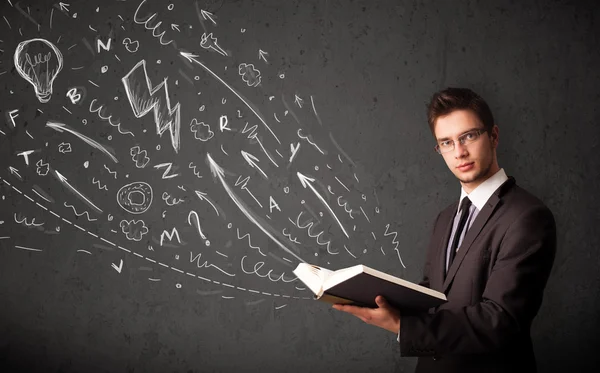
left=375, top=295, right=388, bottom=308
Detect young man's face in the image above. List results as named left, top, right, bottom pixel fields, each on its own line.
left=434, top=109, right=500, bottom=193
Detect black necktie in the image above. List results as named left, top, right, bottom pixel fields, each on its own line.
left=448, top=197, right=472, bottom=267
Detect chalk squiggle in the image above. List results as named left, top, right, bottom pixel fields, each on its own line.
left=295, top=211, right=339, bottom=255
left=14, top=213, right=44, bottom=227
left=236, top=228, right=266, bottom=257
left=103, top=164, right=117, bottom=179
left=89, top=99, right=134, bottom=136
left=92, top=177, right=108, bottom=190
left=383, top=223, right=406, bottom=268
left=64, top=202, right=98, bottom=221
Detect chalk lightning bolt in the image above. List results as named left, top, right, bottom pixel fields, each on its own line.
left=122, top=59, right=181, bottom=153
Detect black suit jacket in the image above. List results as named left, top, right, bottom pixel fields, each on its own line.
left=399, top=177, right=556, bottom=373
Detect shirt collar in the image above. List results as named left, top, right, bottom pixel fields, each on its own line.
left=458, top=168, right=508, bottom=212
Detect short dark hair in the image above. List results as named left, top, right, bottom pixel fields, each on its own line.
left=426, top=87, right=495, bottom=136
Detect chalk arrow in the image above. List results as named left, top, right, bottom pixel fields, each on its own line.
left=294, top=94, right=303, bottom=108
left=8, top=166, right=23, bottom=180
left=111, top=259, right=123, bottom=273
left=241, top=151, right=268, bottom=180
left=297, top=172, right=349, bottom=238
left=171, top=23, right=180, bottom=32
left=194, top=190, right=220, bottom=217
left=179, top=50, right=281, bottom=145
left=53, top=170, right=103, bottom=214
left=201, top=9, right=217, bottom=25
left=258, top=49, right=269, bottom=64
left=207, top=153, right=306, bottom=263
left=46, top=121, right=118, bottom=163
left=58, top=2, right=70, bottom=12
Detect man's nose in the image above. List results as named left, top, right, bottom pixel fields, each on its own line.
left=454, top=142, right=468, bottom=157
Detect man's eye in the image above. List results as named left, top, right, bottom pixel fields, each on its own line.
left=464, top=132, right=477, bottom=140
left=440, top=141, right=452, bottom=147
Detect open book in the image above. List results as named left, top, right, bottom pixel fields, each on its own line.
left=293, top=263, right=447, bottom=311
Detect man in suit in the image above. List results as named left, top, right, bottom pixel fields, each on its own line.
left=332, top=87, right=556, bottom=372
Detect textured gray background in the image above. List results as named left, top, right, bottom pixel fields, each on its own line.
left=0, top=0, right=598, bottom=372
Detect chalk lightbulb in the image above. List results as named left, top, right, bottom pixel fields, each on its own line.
left=13, top=38, right=64, bottom=104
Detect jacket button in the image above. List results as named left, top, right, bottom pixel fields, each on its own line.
left=432, top=357, right=437, bottom=361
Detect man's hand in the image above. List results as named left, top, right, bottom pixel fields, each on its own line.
left=332, top=295, right=401, bottom=334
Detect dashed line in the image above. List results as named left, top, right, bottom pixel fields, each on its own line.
left=0, top=176, right=310, bottom=300
left=100, top=237, right=116, bottom=246
left=73, top=224, right=86, bottom=232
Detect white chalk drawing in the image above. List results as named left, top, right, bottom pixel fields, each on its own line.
left=297, top=172, right=349, bottom=238
left=97, top=37, right=112, bottom=53
left=200, top=9, right=217, bottom=25
left=153, top=162, right=179, bottom=179
left=188, top=162, right=203, bottom=178
left=46, top=121, right=118, bottom=163
left=162, top=191, right=184, bottom=206
left=190, top=251, right=235, bottom=277
left=116, top=181, right=153, bottom=214
left=337, top=196, right=355, bottom=219
left=133, top=0, right=173, bottom=46
left=269, top=196, right=281, bottom=213
left=241, top=150, right=268, bottom=179
left=122, top=60, right=181, bottom=153
left=289, top=142, right=300, bottom=163
left=187, top=210, right=207, bottom=241
left=91, top=177, right=108, bottom=191
left=16, top=150, right=33, bottom=166
left=234, top=175, right=263, bottom=208
left=14, top=213, right=45, bottom=227
left=238, top=63, right=261, bottom=87
left=258, top=49, right=269, bottom=63
left=219, top=115, right=231, bottom=132
left=120, top=219, right=148, bottom=241
left=58, top=142, right=72, bottom=153
left=8, top=166, right=23, bottom=181
left=111, top=259, right=123, bottom=273
left=14, top=38, right=64, bottom=103
left=297, top=129, right=326, bottom=155
left=66, top=87, right=83, bottom=104
left=122, top=37, right=139, bottom=53
left=240, top=255, right=296, bottom=283
left=2, top=180, right=306, bottom=300
left=200, top=32, right=227, bottom=57
left=190, top=118, right=214, bottom=141
left=89, top=98, right=134, bottom=136
left=207, top=153, right=305, bottom=263
left=194, top=190, right=220, bottom=216
left=294, top=94, right=303, bottom=108
left=130, top=146, right=150, bottom=168
left=160, top=227, right=181, bottom=246
left=294, top=211, right=339, bottom=255
left=53, top=170, right=103, bottom=214
left=235, top=228, right=267, bottom=256
left=181, top=51, right=281, bottom=145
left=383, top=223, right=406, bottom=268
left=282, top=227, right=301, bottom=244
left=104, top=164, right=117, bottom=179
left=64, top=202, right=98, bottom=221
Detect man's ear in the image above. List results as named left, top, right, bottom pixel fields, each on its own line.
left=491, top=125, right=499, bottom=147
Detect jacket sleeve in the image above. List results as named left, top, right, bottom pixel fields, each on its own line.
left=399, top=205, right=556, bottom=356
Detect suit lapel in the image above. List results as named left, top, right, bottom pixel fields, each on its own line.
left=441, top=177, right=516, bottom=293
left=437, top=203, right=457, bottom=289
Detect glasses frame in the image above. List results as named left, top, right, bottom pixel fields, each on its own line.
left=434, top=128, right=488, bottom=154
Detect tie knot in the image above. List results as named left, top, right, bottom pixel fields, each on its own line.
left=459, top=197, right=472, bottom=213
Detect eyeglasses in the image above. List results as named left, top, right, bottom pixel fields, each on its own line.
left=434, top=129, right=488, bottom=154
